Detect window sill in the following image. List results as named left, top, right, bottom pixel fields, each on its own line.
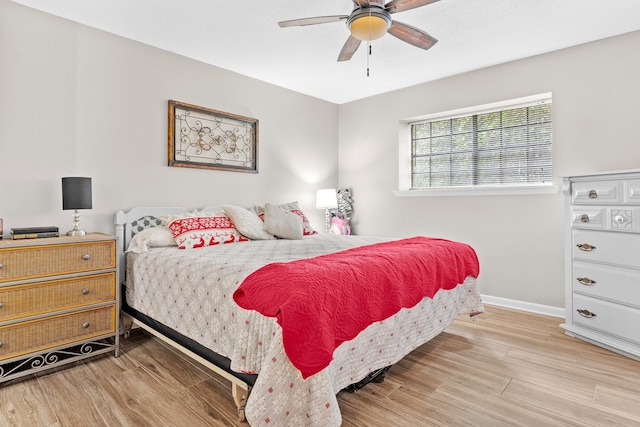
left=394, top=184, right=559, bottom=197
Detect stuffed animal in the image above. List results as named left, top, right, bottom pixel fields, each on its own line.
left=336, top=188, right=353, bottom=220
left=329, top=215, right=351, bottom=235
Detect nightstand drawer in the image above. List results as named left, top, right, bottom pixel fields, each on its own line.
left=0, top=273, right=115, bottom=322
left=0, top=240, right=115, bottom=283
left=0, top=305, right=115, bottom=361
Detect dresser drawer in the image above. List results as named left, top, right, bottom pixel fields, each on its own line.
left=572, top=229, right=640, bottom=268
left=0, top=240, right=115, bottom=283
left=572, top=261, right=640, bottom=308
left=623, top=179, right=640, bottom=204
left=572, top=180, right=621, bottom=205
left=0, top=273, right=115, bottom=322
left=572, top=294, right=640, bottom=344
left=0, top=305, right=115, bottom=361
left=570, top=208, right=605, bottom=230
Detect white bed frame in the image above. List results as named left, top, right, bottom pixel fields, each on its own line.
left=114, top=207, right=250, bottom=421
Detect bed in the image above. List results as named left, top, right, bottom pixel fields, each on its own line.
left=115, top=205, right=483, bottom=426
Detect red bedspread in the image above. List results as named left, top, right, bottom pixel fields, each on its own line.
left=233, top=236, right=479, bottom=379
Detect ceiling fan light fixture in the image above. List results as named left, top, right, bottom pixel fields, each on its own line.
left=348, top=9, right=391, bottom=41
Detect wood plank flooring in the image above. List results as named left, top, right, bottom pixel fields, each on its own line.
left=1, top=305, right=639, bottom=426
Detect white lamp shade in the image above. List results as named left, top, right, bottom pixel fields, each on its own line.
left=316, top=189, right=338, bottom=209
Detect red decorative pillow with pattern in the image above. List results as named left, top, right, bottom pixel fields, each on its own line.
left=160, top=212, right=248, bottom=249
left=253, top=201, right=317, bottom=236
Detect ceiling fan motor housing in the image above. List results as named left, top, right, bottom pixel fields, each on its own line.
left=347, top=5, right=392, bottom=41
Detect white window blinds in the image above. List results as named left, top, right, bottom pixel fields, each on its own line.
left=410, top=97, right=552, bottom=189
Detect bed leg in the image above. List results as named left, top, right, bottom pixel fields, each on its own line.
left=121, top=315, right=133, bottom=339
left=232, top=383, right=250, bottom=422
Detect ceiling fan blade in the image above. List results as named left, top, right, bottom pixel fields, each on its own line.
left=278, top=15, right=348, bottom=27
left=353, top=0, right=370, bottom=7
left=386, top=0, right=439, bottom=13
left=338, top=35, right=362, bottom=62
left=388, top=21, right=438, bottom=50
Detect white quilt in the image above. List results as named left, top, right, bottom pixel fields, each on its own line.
left=125, top=234, right=484, bottom=426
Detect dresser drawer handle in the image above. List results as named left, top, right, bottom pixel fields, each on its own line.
left=0, top=341, right=3, bottom=348
left=580, top=214, right=590, bottom=223
left=588, top=190, right=598, bottom=199
left=576, top=277, right=596, bottom=286
left=0, top=263, right=3, bottom=269
left=82, top=288, right=90, bottom=295
left=82, top=322, right=90, bottom=329
left=576, top=243, right=596, bottom=251
left=0, top=302, right=3, bottom=309
left=577, top=309, right=597, bottom=318
left=82, top=254, right=91, bottom=261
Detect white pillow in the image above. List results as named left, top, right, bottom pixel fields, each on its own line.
left=263, top=203, right=304, bottom=240
left=126, top=226, right=177, bottom=253
left=222, top=205, right=275, bottom=240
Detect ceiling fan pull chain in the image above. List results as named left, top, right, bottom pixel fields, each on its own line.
left=367, top=42, right=371, bottom=77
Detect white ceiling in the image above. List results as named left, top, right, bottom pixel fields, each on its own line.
left=10, top=0, right=640, bottom=104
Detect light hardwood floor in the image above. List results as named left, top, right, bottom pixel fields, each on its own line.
left=1, top=305, right=640, bottom=426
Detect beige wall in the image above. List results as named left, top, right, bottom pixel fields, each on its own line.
left=0, top=1, right=339, bottom=235
left=338, top=30, right=640, bottom=308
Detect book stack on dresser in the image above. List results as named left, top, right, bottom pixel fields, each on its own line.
left=10, top=226, right=59, bottom=240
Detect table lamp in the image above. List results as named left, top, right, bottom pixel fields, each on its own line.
left=62, top=177, right=92, bottom=236
left=316, top=188, right=338, bottom=233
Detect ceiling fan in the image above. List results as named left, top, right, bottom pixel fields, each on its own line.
left=278, top=0, right=440, bottom=62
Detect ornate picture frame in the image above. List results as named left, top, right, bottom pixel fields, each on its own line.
left=168, top=100, right=258, bottom=173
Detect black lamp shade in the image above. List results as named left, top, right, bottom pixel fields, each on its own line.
left=62, top=177, right=92, bottom=210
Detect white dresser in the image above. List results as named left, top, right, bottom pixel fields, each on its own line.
left=562, top=170, right=640, bottom=360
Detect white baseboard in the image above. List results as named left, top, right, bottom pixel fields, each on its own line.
left=480, top=294, right=565, bottom=319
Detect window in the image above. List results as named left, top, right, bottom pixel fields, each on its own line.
left=409, top=95, right=552, bottom=190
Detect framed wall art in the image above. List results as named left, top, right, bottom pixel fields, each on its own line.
left=168, top=100, right=258, bottom=173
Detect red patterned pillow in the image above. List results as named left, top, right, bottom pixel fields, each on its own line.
left=254, top=201, right=317, bottom=236
left=160, top=212, right=248, bottom=249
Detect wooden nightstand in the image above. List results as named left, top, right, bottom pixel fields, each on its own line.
left=0, top=233, right=119, bottom=382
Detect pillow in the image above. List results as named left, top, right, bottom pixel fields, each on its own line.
left=263, top=203, right=304, bottom=240
left=126, top=226, right=177, bottom=253
left=255, top=201, right=317, bottom=236
left=222, top=205, right=275, bottom=240
left=160, top=212, right=248, bottom=249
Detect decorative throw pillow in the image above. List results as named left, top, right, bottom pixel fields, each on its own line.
left=222, top=205, right=275, bottom=240
left=254, top=201, right=317, bottom=236
left=263, top=203, right=304, bottom=240
left=160, top=212, right=248, bottom=249
left=126, top=226, right=177, bottom=253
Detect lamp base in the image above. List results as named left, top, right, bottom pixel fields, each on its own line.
left=325, top=208, right=332, bottom=234
left=67, top=209, right=86, bottom=236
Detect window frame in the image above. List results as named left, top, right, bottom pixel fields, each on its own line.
left=396, top=93, right=558, bottom=197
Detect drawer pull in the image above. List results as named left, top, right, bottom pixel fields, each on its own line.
left=0, top=341, right=3, bottom=348
left=577, top=309, right=597, bottom=318
left=82, top=322, right=90, bottom=329
left=0, top=302, right=3, bottom=309
left=82, top=254, right=91, bottom=261
left=580, top=214, right=590, bottom=223
left=576, top=243, right=596, bottom=251
left=82, top=288, right=90, bottom=295
left=0, top=263, right=3, bottom=269
left=576, top=277, right=596, bottom=286
left=588, top=189, right=598, bottom=199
